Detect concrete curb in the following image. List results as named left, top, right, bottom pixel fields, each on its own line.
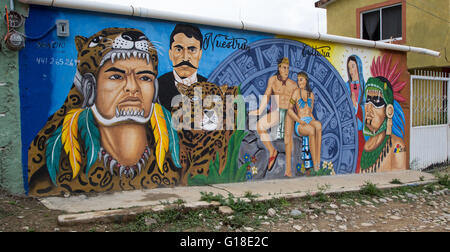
left=54, top=170, right=438, bottom=226
left=57, top=201, right=220, bottom=226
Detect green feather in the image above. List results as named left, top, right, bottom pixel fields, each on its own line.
left=45, top=126, right=63, bottom=185
left=161, top=106, right=182, bottom=169
left=78, top=109, right=101, bottom=177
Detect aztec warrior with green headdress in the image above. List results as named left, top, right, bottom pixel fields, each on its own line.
left=360, top=54, right=407, bottom=173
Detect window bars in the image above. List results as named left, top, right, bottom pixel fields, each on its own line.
left=411, top=70, right=449, bottom=127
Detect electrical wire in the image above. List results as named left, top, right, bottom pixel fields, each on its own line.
left=406, top=0, right=450, bottom=63
left=3, top=4, right=56, bottom=41
left=406, top=1, right=450, bottom=24
left=4, top=5, right=10, bottom=41
left=409, top=0, right=450, bottom=22
left=15, top=24, right=56, bottom=40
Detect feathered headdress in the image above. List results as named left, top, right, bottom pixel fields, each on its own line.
left=45, top=27, right=181, bottom=185
left=370, top=54, right=406, bottom=103
left=46, top=105, right=181, bottom=185
left=368, top=54, right=406, bottom=139
left=46, top=108, right=101, bottom=185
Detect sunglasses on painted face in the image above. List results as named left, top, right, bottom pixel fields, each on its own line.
left=366, top=95, right=386, bottom=109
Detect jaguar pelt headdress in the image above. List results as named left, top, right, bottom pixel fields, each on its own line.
left=73, top=27, right=159, bottom=108
left=27, top=28, right=180, bottom=196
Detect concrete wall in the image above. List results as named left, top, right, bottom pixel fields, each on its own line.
left=406, top=0, right=449, bottom=69
left=325, top=0, right=449, bottom=69
left=16, top=5, right=411, bottom=196
left=326, top=0, right=376, bottom=38
left=0, top=0, right=27, bottom=194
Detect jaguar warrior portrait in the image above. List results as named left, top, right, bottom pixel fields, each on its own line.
left=28, top=28, right=181, bottom=196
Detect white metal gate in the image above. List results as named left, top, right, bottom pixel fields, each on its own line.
left=410, top=71, right=449, bottom=170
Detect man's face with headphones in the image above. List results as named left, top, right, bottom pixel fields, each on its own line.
left=95, top=57, right=157, bottom=125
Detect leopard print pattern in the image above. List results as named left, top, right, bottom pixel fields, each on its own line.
left=27, top=28, right=176, bottom=196
left=74, top=27, right=158, bottom=77
left=174, top=82, right=238, bottom=185
left=28, top=86, right=181, bottom=196
left=27, top=28, right=238, bottom=194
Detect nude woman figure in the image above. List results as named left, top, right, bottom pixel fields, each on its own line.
left=287, top=72, right=322, bottom=172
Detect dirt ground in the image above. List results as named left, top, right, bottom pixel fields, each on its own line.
left=0, top=169, right=449, bottom=232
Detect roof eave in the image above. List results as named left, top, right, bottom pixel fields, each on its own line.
left=315, top=0, right=337, bottom=9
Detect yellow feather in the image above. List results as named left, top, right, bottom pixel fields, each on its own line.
left=150, top=104, right=169, bottom=174
left=61, top=109, right=83, bottom=179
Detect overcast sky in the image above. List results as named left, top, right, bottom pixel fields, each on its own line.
left=103, top=0, right=327, bottom=33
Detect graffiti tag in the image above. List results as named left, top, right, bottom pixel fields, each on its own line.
left=36, top=41, right=66, bottom=49
left=303, top=45, right=331, bottom=58
left=203, top=33, right=250, bottom=51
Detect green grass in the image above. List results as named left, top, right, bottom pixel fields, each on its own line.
left=437, top=174, right=449, bottom=188
left=390, top=186, right=410, bottom=195
left=305, top=191, right=329, bottom=203
left=116, top=179, right=448, bottom=232
left=219, top=193, right=289, bottom=216
left=200, top=192, right=225, bottom=203
left=309, top=167, right=333, bottom=177
left=304, top=184, right=332, bottom=203
left=120, top=206, right=219, bottom=232
left=390, top=178, right=403, bottom=185
left=244, top=191, right=260, bottom=200
left=360, top=181, right=383, bottom=197
left=11, top=130, right=446, bottom=232
left=119, top=193, right=293, bottom=232
left=329, top=191, right=364, bottom=202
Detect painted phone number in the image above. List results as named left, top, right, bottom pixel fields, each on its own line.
left=35, top=57, right=80, bottom=66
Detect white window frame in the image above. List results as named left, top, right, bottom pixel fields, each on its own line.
left=360, top=3, right=403, bottom=42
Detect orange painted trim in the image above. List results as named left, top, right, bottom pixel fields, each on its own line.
left=356, top=0, right=406, bottom=44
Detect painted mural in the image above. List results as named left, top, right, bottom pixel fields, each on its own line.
left=21, top=6, right=409, bottom=196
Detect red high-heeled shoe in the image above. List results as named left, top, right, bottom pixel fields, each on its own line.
left=267, top=150, right=278, bottom=171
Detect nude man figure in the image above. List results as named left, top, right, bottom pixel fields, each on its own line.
left=249, top=58, right=298, bottom=174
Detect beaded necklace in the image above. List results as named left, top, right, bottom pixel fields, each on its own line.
left=360, top=135, right=392, bottom=173
left=99, top=146, right=151, bottom=178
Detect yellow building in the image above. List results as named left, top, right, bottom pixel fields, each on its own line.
left=316, top=0, right=450, bottom=169
left=315, top=0, right=449, bottom=72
